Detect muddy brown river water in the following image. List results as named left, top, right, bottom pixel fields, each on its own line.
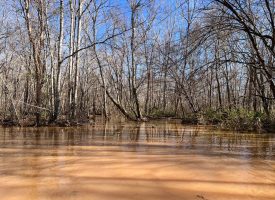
left=0, top=119, right=274, bottom=200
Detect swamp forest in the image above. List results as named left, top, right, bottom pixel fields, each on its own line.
left=0, top=0, right=274, bottom=130
left=0, top=0, right=274, bottom=200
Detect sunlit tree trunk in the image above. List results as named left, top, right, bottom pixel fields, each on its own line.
left=71, top=0, right=84, bottom=118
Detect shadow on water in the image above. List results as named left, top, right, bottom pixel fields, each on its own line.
left=0, top=119, right=274, bottom=160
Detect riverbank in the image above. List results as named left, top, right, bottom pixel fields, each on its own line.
left=1, top=110, right=275, bottom=133
left=181, top=109, right=275, bottom=133
left=0, top=115, right=92, bottom=127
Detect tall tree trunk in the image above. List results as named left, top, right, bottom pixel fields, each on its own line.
left=71, top=0, right=83, bottom=119
left=52, top=0, right=64, bottom=121
left=130, top=5, right=142, bottom=119
left=67, top=0, right=75, bottom=118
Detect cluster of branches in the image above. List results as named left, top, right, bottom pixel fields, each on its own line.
left=0, top=0, right=274, bottom=125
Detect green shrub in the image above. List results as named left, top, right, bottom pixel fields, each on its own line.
left=201, top=108, right=270, bottom=131
left=181, top=113, right=199, bottom=124
left=203, top=109, right=226, bottom=124
left=149, top=109, right=176, bottom=118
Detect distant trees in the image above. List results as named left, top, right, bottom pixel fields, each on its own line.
left=0, top=0, right=274, bottom=126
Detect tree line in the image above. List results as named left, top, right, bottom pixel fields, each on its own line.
left=0, top=0, right=274, bottom=127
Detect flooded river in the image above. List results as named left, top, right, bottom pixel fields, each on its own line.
left=0, top=119, right=274, bottom=200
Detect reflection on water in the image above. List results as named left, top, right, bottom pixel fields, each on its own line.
left=1, top=120, right=274, bottom=159
left=0, top=119, right=275, bottom=200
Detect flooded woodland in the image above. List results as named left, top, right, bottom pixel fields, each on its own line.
left=0, top=0, right=275, bottom=199
left=0, top=119, right=274, bottom=200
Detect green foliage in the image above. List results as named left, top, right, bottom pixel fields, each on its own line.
left=222, top=109, right=261, bottom=131
left=201, top=108, right=272, bottom=131
left=149, top=109, right=176, bottom=118
left=203, top=109, right=225, bottom=124
left=181, top=113, right=199, bottom=124
left=148, top=107, right=275, bottom=132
